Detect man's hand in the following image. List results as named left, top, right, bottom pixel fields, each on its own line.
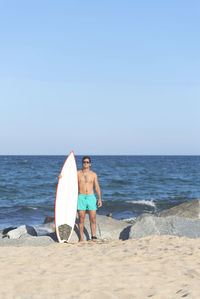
left=58, top=174, right=62, bottom=179
left=97, top=199, right=102, bottom=208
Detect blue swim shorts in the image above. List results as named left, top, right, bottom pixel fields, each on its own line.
left=77, top=194, right=97, bottom=211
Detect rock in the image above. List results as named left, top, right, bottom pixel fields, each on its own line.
left=47, top=232, right=57, bottom=242
left=156, top=199, right=200, bottom=219
left=7, top=225, right=37, bottom=239
left=0, top=227, right=17, bottom=236
left=106, top=213, right=113, bottom=218
left=44, top=216, right=54, bottom=224
left=129, top=214, right=200, bottom=239
left=0, top=235, right=55, bottom=247
left=34, top=222, right=55, bottom=236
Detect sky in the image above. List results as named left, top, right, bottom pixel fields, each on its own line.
left=0, top=0, right=200, bottom=155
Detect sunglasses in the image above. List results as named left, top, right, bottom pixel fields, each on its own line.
left=83, top=161, right=90, bottom=164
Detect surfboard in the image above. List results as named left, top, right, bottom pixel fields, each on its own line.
left=55, top=151, right=78, bottom=243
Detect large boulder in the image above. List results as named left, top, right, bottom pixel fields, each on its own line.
left=129, top=214, right=200, bottom=239
left=70, top=214, right=130, bottom=242
left=7, top=225, right=37, bottom=239
left=156, top=199, right=200, bottom=219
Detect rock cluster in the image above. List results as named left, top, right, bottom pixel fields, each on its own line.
left=1, top=199, right=200, bottom=246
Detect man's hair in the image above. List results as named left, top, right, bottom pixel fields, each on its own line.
left=82, top=156, right=91, bottom=163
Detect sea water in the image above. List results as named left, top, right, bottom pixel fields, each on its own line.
left=0, top=155, right=200, bottom=230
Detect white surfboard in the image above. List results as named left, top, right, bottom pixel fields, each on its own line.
left=55, top=151, right=78, bottom=243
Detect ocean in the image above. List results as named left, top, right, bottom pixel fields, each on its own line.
left=0, top=155, right=200, bottom=230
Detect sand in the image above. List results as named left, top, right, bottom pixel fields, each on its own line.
left=0, top=235, right=200, bottom=299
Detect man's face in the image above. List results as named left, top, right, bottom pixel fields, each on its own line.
left=82, top=159, right=91, bottom=169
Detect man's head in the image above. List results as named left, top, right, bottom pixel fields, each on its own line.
left=82, top=156, right=91, bottom=169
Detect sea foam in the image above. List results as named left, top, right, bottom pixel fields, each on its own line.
left=125, top=199, right=156, bottom=208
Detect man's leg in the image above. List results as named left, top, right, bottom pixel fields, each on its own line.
left=78, top=210, right=86, bottom=242
left=88, top=210, right=96, bottom=241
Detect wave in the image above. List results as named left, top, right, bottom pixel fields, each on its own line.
left=125, top=199, right=157, bottom=208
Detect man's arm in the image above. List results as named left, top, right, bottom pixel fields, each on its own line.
left=94, top=173, right=102, bottom=207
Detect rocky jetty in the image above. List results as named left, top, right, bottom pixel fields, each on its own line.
left=1, top=199, right=200, bottom=246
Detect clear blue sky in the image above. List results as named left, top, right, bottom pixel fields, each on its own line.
left=0, top=0, right=200, bottom=155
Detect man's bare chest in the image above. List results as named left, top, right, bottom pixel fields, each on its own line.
left=79, top=172, right=94, bottom=184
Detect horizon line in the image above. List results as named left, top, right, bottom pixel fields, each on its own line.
left=0, top=154, right=200, bottom=156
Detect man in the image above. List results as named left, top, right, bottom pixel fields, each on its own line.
left=58, top=156, right=102, bottom=242
left=77, top=156, right=102, bottom=241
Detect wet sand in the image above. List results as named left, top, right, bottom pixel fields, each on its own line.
left=0, top=235, right=200, bottom=299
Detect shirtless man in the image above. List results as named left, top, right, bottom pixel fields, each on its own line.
left=58, top=156, right=102, bottom=242
left=77, top=156, right=102, bottom=241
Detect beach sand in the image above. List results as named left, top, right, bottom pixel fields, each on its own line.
left=0, top=235, right=200, bottom=299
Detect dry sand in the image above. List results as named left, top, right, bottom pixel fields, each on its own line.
left=0, top=235, right=200, bottom=299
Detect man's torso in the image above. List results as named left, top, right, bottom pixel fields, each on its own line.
left=78, top=170, right=96, bottom=195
